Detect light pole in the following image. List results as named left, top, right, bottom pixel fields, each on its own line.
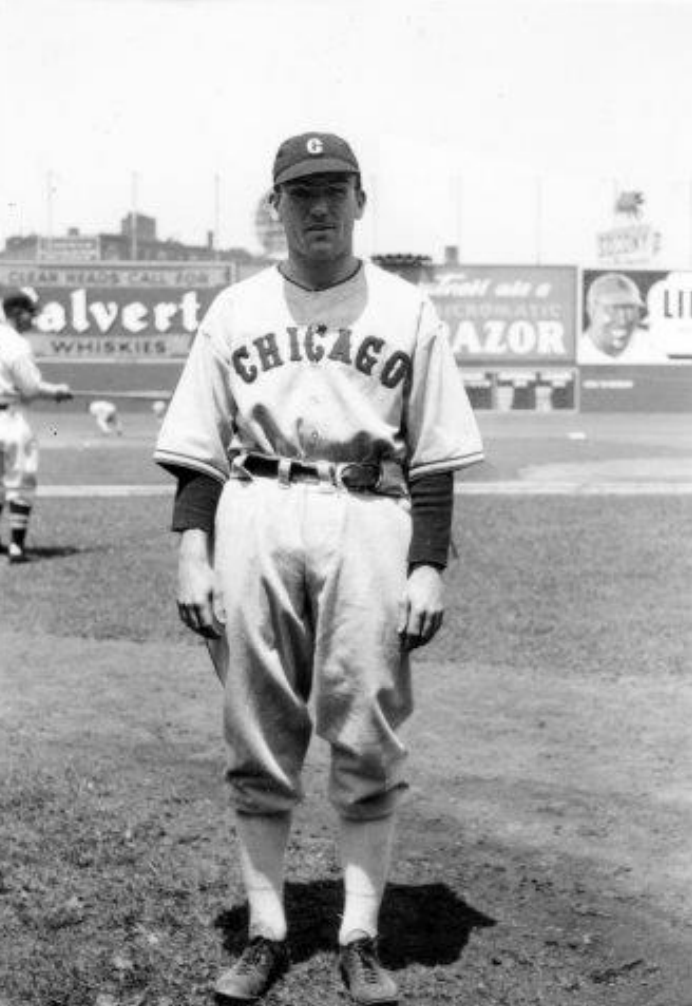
left=130, top=171, right=139, bottom=260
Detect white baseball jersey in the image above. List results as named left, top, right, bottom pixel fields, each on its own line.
left=0, top=322, right=43, bottom=404
left=155, top=261, right=483, bottom=482
left=0, top=323, right=41, bottom=505
left=89, top=400, right=118, bottom=421
left=89, top=399, right=122, bottom=434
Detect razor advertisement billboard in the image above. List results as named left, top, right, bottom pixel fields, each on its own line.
left=424, top=265, right=577, bottom=364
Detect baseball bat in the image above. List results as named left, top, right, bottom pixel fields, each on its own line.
left=71, top=389, right=172, bottom=400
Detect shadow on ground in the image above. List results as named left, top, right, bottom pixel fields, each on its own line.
left=17, top=544, right=107, bottom=562
left=214, top=880, right=495, bottom=970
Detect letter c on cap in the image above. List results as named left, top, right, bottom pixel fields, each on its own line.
left=306, top=137, right=323, bottom=155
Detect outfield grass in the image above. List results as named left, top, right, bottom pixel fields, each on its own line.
left=1, top=497, right=689, bottom=680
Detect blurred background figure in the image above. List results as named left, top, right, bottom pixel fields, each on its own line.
left=89, top=399, right=123, bottom=436
left=0, top=287, right=72, bottom=563
left=152, top=399, right=168, bottom=423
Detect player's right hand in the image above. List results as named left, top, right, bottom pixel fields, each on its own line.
left=177, top=536, right=225, bottom=639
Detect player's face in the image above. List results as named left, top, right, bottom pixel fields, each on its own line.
left=589, top=295, right=642, bottom=354
left=12, top=309, right=37, bottom=334
left=274, top=173, right=365, bottom=262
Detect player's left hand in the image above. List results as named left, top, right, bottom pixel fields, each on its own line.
left=398, top=564, right=445, bottom=651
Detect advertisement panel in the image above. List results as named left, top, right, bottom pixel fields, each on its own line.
left=37, top=236, right=101, bottom=262
left=580, top=367, right=692, bottom=412
left=0, top=262, right=231, bottom=359
left=423, top=265, right=577, bottom=364
left=580, top=269, right=692, bottom=365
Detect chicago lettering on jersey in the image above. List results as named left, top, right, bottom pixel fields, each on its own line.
left=231, top=325, right=411, bottom=389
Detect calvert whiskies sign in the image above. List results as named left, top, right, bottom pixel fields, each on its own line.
left=423, top=266, right=577, bottom=364
left=0, top=262, right=232, bottom=359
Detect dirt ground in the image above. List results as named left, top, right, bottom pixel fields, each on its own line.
left=1, top=412, right=691, bottom=1005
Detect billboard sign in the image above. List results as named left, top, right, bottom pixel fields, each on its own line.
left=0, top=262, right=231, bottom=359
left=580, top=269, right=692, bottom=365
left=37, top=235, right=101, bottom=262
left=424, top=266, right=577, bottom=363
left=596, top=224, right=661, bottom=266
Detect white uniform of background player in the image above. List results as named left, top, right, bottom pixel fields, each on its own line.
left=89, top=399, right=123, bottom=435
left=155, top=134, right=483, bottom=1003
left=0, top=288, right=72, bottom=563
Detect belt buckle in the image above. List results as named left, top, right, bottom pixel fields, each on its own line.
left=336, top=462, right=380, bottom=492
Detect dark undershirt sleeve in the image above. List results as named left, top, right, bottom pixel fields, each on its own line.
left=407, top=471, right=455, bottom=570
left=170, top=467, right=223, bottom=535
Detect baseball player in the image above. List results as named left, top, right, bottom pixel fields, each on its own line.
left=151, top=399, right=168, bottom=423
left=88, top=399, right=123, bottom=436
left=0, top=288, right=72, bottom=563
left=155, top=132, right=483, bottom=1004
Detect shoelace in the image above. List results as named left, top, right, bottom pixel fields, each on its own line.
left=236, top=939, right=276, bottom=974
left=346, top=940, right=382, bottom=985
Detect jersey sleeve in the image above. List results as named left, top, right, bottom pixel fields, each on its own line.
left=404, top=297, right=484, bottom=481
left=9, top=351, right=43, bottom=398
left=153, top=298, right=236, bottom=483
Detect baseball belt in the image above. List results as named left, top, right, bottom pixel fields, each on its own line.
left=230, top=452, right=408, bottom=496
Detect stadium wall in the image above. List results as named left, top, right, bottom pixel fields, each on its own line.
left=1, top=260, right=690, bottom=413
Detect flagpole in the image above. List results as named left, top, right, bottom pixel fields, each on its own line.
left=46, top=171, right=55, bottom=239
left=214, top=173, right=221, bottom=260
left=534, top=176, right=543, bottom=264
left=130, top=171, right=139, bottom=260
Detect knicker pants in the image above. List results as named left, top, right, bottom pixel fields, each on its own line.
left=208, top=476, right=413, bottom=821
left=0, top=407, right=38, bottom=507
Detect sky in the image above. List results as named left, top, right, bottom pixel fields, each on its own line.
left=2, top=0, right=692, bottom=265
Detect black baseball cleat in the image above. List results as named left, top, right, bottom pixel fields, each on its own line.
left=339, top=936, right=399, bottom=1004
left=214, top=936, right=289, bottom=1002
left=8, top=543, right=28, bottom=564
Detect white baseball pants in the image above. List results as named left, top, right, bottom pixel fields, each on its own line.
left=0, top=406, right=38, bottom=506
left=208, top=475, right=413, bottom=820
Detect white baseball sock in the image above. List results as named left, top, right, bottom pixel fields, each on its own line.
left=234, top=811, right=291, bottom=942
left=338, top=814, right=396, bottom=945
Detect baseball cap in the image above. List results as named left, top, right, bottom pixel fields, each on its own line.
left=273, top=132, right=360, bottom=186
left=2, top=286, right=41, bottom=316
left=588, top=273, right=644, bottom=308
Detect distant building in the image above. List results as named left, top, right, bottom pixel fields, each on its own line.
left=0, top=212, right=267, bottom=267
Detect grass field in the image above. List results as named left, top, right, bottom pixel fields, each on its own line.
left=1, top=413, right=691, bottom=1006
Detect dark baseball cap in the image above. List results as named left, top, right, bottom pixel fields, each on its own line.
left=273, top=132, right=360, bottom=186
left=2, top=286, right=40, bottom=316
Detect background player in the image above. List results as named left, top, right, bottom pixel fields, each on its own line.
left=0, top=287, right=72, bottom=562
left=88, top=399, right=123, bottom=436
left=155, top=132, right=483, bottom=1003
left=151, top=399, right=168, bottom=424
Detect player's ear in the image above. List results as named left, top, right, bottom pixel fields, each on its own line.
left=268, top=188, right=281, bottom=222
left=354, top=182, right=366, bottom=220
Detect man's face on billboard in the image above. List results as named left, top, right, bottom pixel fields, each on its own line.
left=588, top=290, right=642, bottom=355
